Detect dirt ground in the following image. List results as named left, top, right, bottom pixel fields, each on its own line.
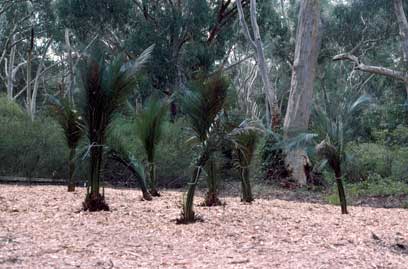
left=0, top=185, right=407, bottom=269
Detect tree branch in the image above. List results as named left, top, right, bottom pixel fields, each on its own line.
left=333, top=53, right=408, bottom=83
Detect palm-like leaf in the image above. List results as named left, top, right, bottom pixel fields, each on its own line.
left=134, top=97, right=168, bottom=162
left=48, top=96, right=83, bottom=150
left=228, top=120, right=264, bottom=167
left=313, top=94, right=372, bottom=159
left=107, top=132, right=151, bottom=200
left=182, top=73, right=229, bottom=143
left=48, top=95, right=84, bottom=192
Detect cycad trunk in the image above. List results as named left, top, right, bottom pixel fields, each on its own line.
left=67, top=148, right=76, bottom=192
left=333, top=165, right=348, bottom=214
left=204, top=158, right=221, bottom=206
left=180, top=151, right=208, bottom=223
left=148, top=162, right=160, bottom=197
left=240, top=167, right=253, bottom=203
left=283, top=0, right=321, bottom=185
left=83, top=145, right=109, bottom=211
left=110, top=153, right=152, bottom=201
left=181, top=166, right=202, bottom=223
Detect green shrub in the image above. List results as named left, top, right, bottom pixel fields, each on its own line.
left=346, top=142, right=392, bottom=180
left=0, top=98, right=68, bottom=178
left=348, top=177, right=408, bottom=197
left=372, top=125, right=408, bottom=147
left=390, top=147, right=408, bottom=181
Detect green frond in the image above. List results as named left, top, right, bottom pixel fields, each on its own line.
left=182, top=73, right=229, bottom=143
left=134, top=97, right=169, bottom=162
left=228, top=120, right=265, bottom=167
left=48, top=95, right=83, bottom=149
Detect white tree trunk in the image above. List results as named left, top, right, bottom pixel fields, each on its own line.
left=284, top=0, right=321, bottom=185
left=236, top=0, right=280, bottom=129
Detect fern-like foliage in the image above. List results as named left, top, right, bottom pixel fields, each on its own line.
left=48, top=96, right=83, bottom=150
left=182, top=73, right=229, bottom=143
left=134, top=97, right=168, bottom=163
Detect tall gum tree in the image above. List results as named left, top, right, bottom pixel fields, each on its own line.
left=283, top=0, right=321, bottom=185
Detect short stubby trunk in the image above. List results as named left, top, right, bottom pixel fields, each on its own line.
left=203, top=191, right=222, bottom=207
left=83, top=193, right=110, bottom=211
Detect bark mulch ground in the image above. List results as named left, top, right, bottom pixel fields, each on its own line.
left=0, top=185, right=407, bottom=268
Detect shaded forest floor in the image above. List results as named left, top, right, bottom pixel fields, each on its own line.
left=1, top=185, right=408, bottom=268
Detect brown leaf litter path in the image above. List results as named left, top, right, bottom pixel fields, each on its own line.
left=0, top=185, right=407, bottom=268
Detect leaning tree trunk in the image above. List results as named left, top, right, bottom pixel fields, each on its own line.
left=316, top=141, right=348, bottom=214
left=283, top=0, right=321, bottom=185
left=109, top=152, right=152, bottom=201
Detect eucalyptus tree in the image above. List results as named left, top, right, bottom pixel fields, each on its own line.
left=80, top=45, right=152, bottom=211
left=236, top=0, right=280, bottom=129
left=283, top=0, right=321, bottom=185
left=56, top=1, right=251, bottom=119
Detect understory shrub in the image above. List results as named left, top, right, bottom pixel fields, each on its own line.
left=0, top=97, right=68, bottom=178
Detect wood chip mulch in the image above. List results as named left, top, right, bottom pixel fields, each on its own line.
left=0, top=185, right=407, bottom=268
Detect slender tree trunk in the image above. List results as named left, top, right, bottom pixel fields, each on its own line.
left=65, top=28, right=75, bottom=103
left=204, top=158, right=221, bottom=206
left=110, top=153, right=152, bottom=201
left=283, top=0, right=321, bottom=185
left=68, top=148, right=76, bottom=192
left=334, top=165, right=348, bottom=214
left=148, top=162, right=160, bottom=197
left=241, top=167, right=253, bottom=203
left=6, top=36, right=16, bottom=100
left=236, top=0, right=280, bottom=128
left=26, top=28, right=34, bottom=118
left=30, top=38, right=53, bottom=119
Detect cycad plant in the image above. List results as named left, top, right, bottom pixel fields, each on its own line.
left=80, top=45, right=153, bottom=211
left=179, top=73, right=229, bottom=223
left=48, top=96, right=83, bottom=192
left=313, top=94, right=372, bottom=214
left=134, top=97, right=168, bottom=196
left=228, top=120, right=264, bottom=203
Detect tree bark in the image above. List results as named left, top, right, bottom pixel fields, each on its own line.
left=236, top=0, right=280, bottom=128
left=394, top=0, right=408, bottom=65
left=26, top=28, right=34, bottom=117
left=283, top=0, right=321, bottom=185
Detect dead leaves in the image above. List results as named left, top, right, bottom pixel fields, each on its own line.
left=0, top=185, right=407, bottom=268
